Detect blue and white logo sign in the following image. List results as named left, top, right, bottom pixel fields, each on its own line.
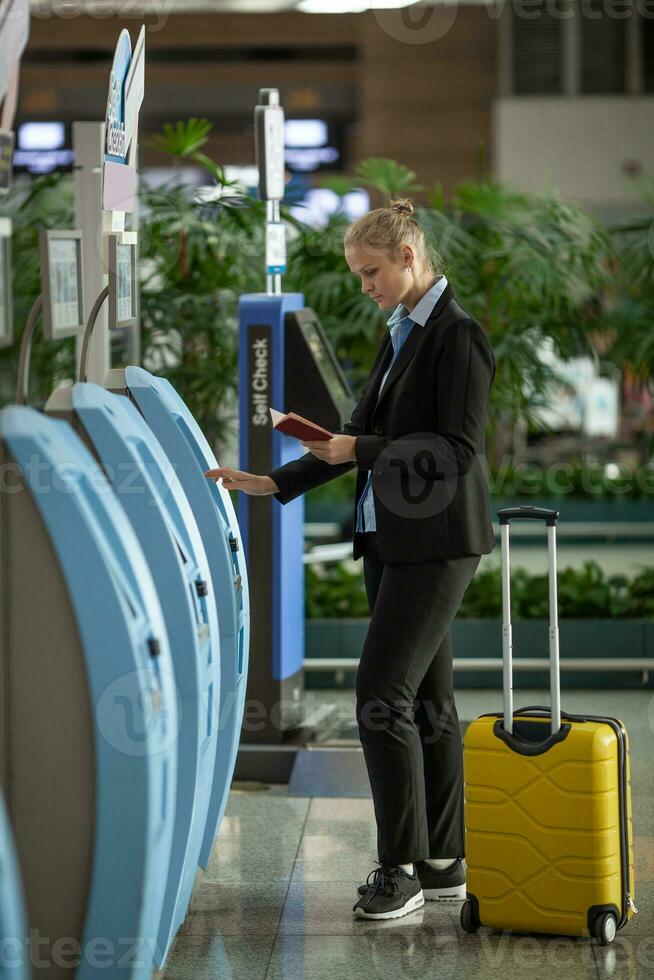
left=105, top=31, right=131, bottom=164
left=102, top=26, right=145, bottom=213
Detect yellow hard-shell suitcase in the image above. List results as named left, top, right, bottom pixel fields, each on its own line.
left=461, top=507, right=637, bottom=945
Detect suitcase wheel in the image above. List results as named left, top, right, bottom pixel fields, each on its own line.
left=593, top=912, right=617, bottom=946
left=460, top=899, right=480, bottom=933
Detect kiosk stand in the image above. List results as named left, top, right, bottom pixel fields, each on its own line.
left=237, top=89, right=354, bottom=780
left=71, top=26, right=251, bottom=937
left=1, top=208, right=177, bottom=979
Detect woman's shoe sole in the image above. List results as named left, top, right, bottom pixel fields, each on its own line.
left=422, top=883, right=466, bottom=902
left=357, top=881, right=466, bottom=902
left=353, top=891, right=425, bottom=920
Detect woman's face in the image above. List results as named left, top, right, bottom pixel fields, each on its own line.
left=345, top=243, right=409, bottom=312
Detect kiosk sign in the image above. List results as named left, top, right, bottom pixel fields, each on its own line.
left=102, top=26, right=145, bottom=213
left=0, top=0, right=29, bottom=194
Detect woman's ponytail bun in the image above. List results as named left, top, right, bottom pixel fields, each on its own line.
left=390, top=199, right=414, bottom=218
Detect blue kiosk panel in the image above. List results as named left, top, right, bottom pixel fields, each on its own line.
left=0, top=406, right=177, bottom=980
left=122, top=365, right=250, bottom=868
left=65, top=383, right=221, bottom=964
left=0, top=790, right=28, bottom=979
left=238, top=293, right=306, bottom=738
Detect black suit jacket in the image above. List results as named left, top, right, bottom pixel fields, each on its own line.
left=269, top=283, right=496, bottom=563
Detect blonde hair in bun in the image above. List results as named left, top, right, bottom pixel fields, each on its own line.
left=390, top=199, right=414, bottom=218
left=345, top=198, right=442, bottom=274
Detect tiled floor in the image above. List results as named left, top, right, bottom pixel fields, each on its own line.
left=162, top=689, right=654, bottom=980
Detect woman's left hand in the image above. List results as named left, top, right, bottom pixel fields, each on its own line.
left=302, top=434, right=357, bottom=465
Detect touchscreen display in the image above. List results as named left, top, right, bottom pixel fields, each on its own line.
left=300, top=317, right=350, bottom=400
left=0, top=239, right=9, bottom=344
left=48, top=237, right=82, bottom=332
left=116, top=242, right=135, bottom=323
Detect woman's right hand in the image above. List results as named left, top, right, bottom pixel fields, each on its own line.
left=204, top=467, right=279, bottom=496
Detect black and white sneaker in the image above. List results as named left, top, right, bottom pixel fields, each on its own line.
left=352, top=863, right=424, bottom=920
left=357, top=858, right=466, bottom=902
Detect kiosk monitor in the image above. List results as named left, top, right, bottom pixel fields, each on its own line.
left=108, top=232, right=138, bottom=329
left=284, top=307, right=355, bottom=431
left=297, top=311, right=351, bottom=403
left=39, top=229, right=84, bottom=339
left=0, top=218, right=11, bottom=349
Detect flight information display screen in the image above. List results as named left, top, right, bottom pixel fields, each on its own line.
left=40, top=230, right=85, bottom=340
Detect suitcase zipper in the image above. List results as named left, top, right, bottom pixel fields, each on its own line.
left=479, top=709, right=632, bottom=929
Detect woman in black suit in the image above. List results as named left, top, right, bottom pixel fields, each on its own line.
left=207, top=200, right=496, bottom=922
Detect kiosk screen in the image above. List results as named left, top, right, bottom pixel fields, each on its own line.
left=0, top=223, right=11, bottom=348
left=40, top=230, right=84, bottom=340
left=108, top=235, right=138, bottom=329
left=299, top=316, right=350, bottom=402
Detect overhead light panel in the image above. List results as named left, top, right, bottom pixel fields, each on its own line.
left=298, top=1, right=418, bottom=12
left=17, top=122, right=65, bottom=151
left=285, top=119, right=328, bottom=148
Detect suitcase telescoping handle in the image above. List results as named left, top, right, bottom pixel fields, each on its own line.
left=497, top=506, right=561, bottom=737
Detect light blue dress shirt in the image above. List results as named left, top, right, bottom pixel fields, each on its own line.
left=355, top=275, right=449, bottom=534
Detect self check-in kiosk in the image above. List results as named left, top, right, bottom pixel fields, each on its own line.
left=238, top=90, right=354, bottom=774
left=75, top=24, right=247, bottom=880
left=61, top=212, right=223, bottom=963
left=238, top=300, right=354, bottom=756
left=2, top=25, right=187, bottom=977
left=109, top=365, right=250, bottom=869
left=0, top=789, right=27, bottom=979
left=76, top=221, right=249, bottom=882
left=0, top=405, right=177, bottom=980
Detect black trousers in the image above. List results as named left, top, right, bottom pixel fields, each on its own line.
left=356, top=532, right=480, bottom=866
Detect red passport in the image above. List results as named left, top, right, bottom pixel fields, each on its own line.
left=269, top=408, right=333, bottom=442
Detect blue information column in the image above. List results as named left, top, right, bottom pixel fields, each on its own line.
left=238, top=293, right=355, bottom=768
left=238, top=292, right=307, bottom=750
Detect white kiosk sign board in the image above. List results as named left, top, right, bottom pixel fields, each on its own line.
left=102, top=26, right=145, bottom=213
left=0, top=0, right=29, bottom=194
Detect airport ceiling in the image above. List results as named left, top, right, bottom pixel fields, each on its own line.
left=36, top=0, right=480, bottom=12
